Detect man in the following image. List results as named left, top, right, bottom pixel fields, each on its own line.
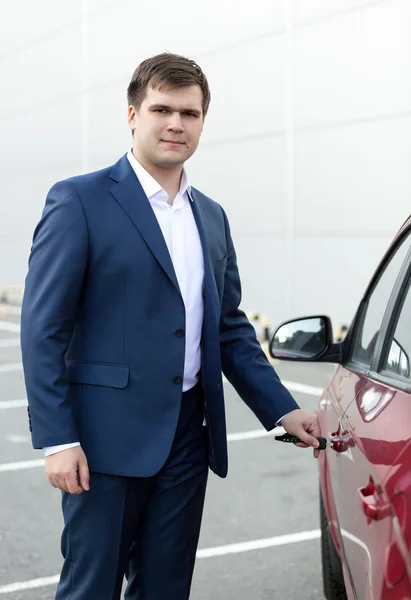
left=21, top=53, right=321, bottom=600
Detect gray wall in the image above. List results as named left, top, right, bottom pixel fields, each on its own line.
left=1, top=0, right=410, bottom=331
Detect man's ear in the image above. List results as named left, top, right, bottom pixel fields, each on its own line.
left=127, top=105, right=136, bottom=134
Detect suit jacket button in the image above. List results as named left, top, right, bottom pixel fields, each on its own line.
left=175, top=329, right=185, bottom=338
left=173, top=376, right=182, bottom=384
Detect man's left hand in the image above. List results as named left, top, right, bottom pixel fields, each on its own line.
left=280, top=409, right=321, bottom=459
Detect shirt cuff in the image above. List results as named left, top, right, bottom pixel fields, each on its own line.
left=44, top=442, right=80, bottom=457
left=275, top=413, right=290, bottom=426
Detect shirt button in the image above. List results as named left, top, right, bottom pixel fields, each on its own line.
left=173, top=376, right=182, bottom=385
left=175, top=329, right=185, bottom=338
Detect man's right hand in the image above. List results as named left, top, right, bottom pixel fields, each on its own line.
left=45, top=446, right=90, bottom=494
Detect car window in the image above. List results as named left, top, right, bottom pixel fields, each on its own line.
left=351, top=232, right=411, bottom=368
left=382, top=273, right=411, bottom=380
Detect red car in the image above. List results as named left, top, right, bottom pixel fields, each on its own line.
left=269, top=215, right=411, bottom=600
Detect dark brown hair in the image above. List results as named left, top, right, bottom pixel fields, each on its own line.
left=127, top=52, right=211, bottom=117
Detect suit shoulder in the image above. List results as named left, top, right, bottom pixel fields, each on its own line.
left=44, top=166, right=114, bottom=214
left=51, top=165, right=112, bottom=194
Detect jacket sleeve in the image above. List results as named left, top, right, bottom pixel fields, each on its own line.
left=218, top=207, right=300, bottom=430
left=20, top=182, right=89, bottom=448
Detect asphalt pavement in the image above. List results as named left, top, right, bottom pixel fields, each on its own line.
left=0, top=308, right=335, bottom=599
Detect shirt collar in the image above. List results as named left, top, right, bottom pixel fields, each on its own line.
left=127, top=149, right=192, bottom=201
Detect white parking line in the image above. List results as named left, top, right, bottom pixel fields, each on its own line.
left=227, top=429, right=273, bottom=442
left=0, top=459, right=45, bottom=473
left=0, top=529, right=320, bottom=594
left=6, top=435, right=31, bottom=443
left=0, top=305, right=22, bottom=316
left=0, top=575, right=59, bottom=595
left=0, top=321, right=20, bottom=333
left=0, top=338, right=20, bottom=348
left=282, top=379, right=323, bottom=397
left=0, top=362, right=23, bottom=372
left=223, top=376, right=322, bottom=397
left=0, top=399, right=27, bottom=410
left=197, top=529, right=321, bottom=557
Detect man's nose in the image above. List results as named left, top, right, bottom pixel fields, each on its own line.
left=167, top=113, right=184, bottom=132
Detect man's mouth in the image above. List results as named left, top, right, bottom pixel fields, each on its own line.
left=161, top=140, right=186, bottom=146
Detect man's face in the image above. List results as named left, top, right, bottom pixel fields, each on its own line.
left=128, top=84, right=204, bottom=169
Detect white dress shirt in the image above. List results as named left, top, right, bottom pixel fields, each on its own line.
left=44, top=151, right=205, bottom=457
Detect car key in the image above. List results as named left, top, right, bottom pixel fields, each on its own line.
left=274, top=432, right=328, bottom=450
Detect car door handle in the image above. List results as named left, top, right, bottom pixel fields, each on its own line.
left=330, top=433, right=354, bottom=453
left=358, top=484, right=391, bottom=522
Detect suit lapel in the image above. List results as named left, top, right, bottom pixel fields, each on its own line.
left=108, top=155, right=180, bottom=294
left=190, top=189, right=220, bottom=328
left=189, top=190, right=213, bottom=279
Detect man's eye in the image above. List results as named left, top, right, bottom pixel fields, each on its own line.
left=183, top=112, right=197, bottom=118
left=155, top=109, right=168, bottom=114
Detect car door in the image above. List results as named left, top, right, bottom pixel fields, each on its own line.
left=365, top=254, right=411, bottom=599
left=320, top=225, right=411, bottom=600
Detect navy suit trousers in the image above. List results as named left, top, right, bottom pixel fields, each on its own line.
left=56, top=384, right=208, bottom=600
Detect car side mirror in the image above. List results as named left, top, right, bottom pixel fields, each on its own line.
left=269, top=316, right=333, bottom=361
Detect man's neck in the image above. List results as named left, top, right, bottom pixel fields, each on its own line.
left=132, top=150, right=182, bottom=205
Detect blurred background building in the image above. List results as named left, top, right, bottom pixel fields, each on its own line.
left=1, top=0, right=410, bottom=331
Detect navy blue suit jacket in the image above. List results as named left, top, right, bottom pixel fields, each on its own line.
left=20, top=154, right=299, bottom=478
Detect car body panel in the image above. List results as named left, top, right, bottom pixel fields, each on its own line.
left=319, top=365, right=411, bottom=599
